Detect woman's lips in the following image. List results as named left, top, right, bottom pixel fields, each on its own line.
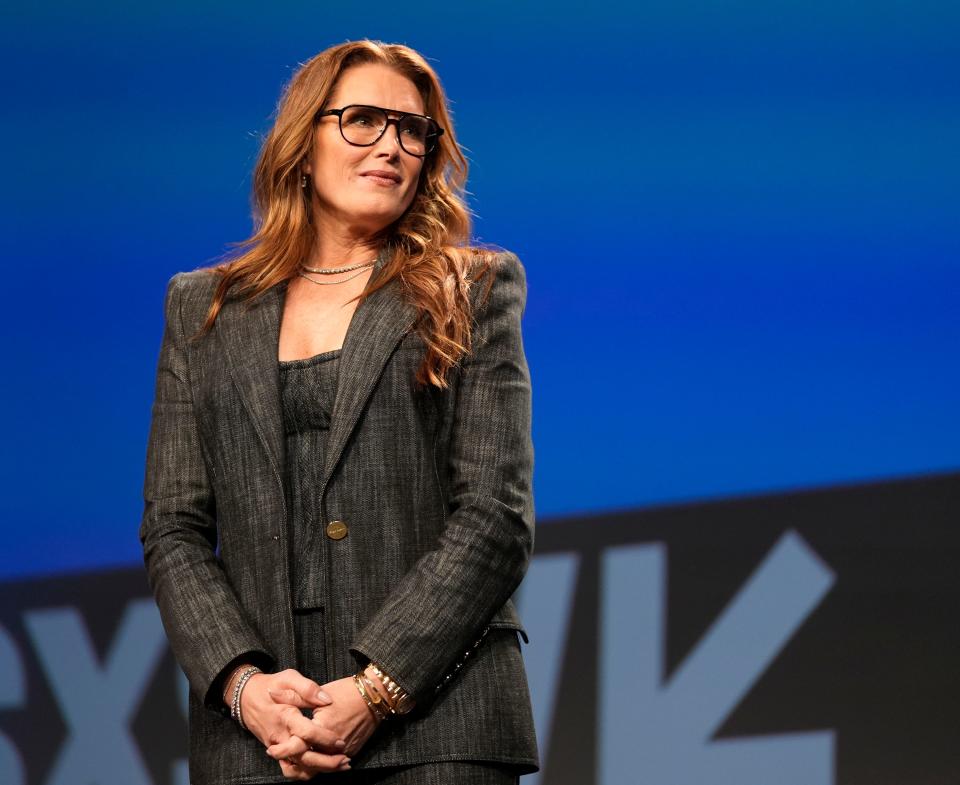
left=360, top=170, right=401, bottom=186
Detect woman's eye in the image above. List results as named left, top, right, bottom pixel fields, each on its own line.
left=401, top=122, right=427, bottom=139
left=346, top=111, right=377, bottom=126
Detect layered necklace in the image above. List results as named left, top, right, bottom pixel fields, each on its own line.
left=297, top=258, right=376, bottom=286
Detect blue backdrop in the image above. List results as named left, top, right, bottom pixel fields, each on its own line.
left=1, top=1, right=958, bottom=578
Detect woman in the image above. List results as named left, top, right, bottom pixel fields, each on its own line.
left=140, top=39, right=538, bottom=784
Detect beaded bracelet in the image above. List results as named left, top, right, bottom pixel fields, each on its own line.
left=230, top=666, right=261, bottom=729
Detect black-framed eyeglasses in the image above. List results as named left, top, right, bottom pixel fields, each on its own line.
left=316, top=104, right=444, bottom=157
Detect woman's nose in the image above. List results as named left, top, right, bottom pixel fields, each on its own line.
left=372, top=123, right=402, bottom=157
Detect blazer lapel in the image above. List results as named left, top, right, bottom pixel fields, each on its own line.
left=215, top=283, right=286, bottom=485
left=322, top=273, right=417, bottom=486
left=214, top=265, right=417, bottom=495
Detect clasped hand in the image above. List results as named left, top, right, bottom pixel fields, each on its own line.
left=239, top=669, right=381, bottom=780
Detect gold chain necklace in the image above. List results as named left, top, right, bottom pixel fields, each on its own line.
left=300, top=258, right=376, bottom=274
left=296, top=266, right=373, bottom=286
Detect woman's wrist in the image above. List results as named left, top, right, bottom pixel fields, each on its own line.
left=362, top=664, right=390, bottom=702
left=360, top=662, right=415, bottom=716
left=226, top=665, right=262, bottom=729
left=221, top=663, right=257, bottom=707
left=353, top=670, right=387, bottom=722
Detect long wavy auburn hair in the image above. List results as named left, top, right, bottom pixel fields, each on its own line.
left=193, top=40, right=498, bottom=388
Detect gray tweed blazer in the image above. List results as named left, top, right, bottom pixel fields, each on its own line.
left=140, top=251, right=538, bottom=784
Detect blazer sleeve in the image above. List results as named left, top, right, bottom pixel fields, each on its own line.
left=140, top=272, right=275, bottom=711
left=348, top=251, right=535, bottom=701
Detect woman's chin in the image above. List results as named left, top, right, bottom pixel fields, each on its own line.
left=343, top=203, right=410, bottom=234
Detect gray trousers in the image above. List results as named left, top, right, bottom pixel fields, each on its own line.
left=249, top=761, right=520, bottom=785
left=306, top=761, right=520, bottom=783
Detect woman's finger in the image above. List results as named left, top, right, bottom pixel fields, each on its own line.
left=266, top=734, right=310, bottom=760
left=295, top=750, right=352, bottom=772
left=277, top=758, right=312, bottom=781
left=268, top=687, right=313, bottom=708
left=277, top=752, right=351, bottom=777
left=274, top=669, right=332, bottom=706
left=276, top=709, right=347, bottom=753
left=266, top=732, right=346, bottom=759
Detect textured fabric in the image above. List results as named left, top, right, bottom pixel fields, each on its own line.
left=292, top=608, right=329, bottom=687
left=249, top=759, right=521, bottom=784
left=280, top=348, right=341, bottom=609
left=140, top=251, right=539, bottom=785
left=348, top=761, right=521, bottom=785
left=282, top=349, right=340, bottom=685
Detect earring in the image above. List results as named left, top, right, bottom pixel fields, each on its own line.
left=300, top=174, right=308, bottom=189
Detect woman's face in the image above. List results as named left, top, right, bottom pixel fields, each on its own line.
left=305, top=63, right=426, bottom=238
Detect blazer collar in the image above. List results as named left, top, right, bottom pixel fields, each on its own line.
left=214, top=255, right=417, bottom=490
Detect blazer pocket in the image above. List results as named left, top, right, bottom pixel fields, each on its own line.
left=487, top=598, right=529, bottom=644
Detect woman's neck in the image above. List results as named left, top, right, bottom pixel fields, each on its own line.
left=307, top=216, right=382, bottom=270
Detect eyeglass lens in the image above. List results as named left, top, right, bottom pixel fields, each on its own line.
left=340, top=106, right=435, bottom=155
